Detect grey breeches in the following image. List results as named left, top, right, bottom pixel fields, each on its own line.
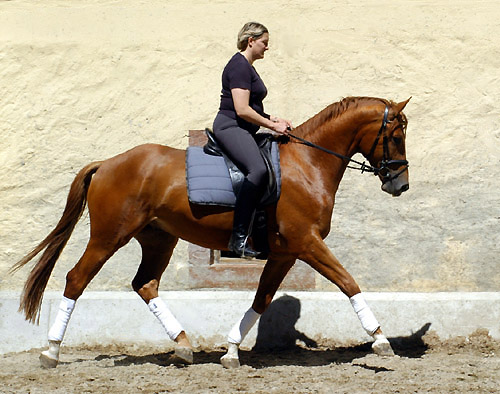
left=212, top=113, right=267, bottom=189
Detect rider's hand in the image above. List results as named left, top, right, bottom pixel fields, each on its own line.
left=271, top=117, right=293, bottom=135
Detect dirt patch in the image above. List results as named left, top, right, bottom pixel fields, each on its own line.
left=1, top=330, right=498, bottom=393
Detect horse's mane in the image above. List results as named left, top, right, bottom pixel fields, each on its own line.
left=293, top=96, right=389, bottom=138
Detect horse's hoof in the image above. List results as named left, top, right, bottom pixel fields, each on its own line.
left=220, top=354, right=240, bottom=369
left=170, top=346, right=193, bottom=365
left=39, top=351, right=58, bottom=368
left=372, top=339, right=395, bottom=357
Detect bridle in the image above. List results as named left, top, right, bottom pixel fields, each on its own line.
left=287, top=105, right=409, bottom=183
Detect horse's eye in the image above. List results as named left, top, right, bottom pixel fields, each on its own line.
left=392, top=136, right=402, bottom=145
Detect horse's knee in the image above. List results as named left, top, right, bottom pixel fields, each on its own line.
left=252, top=303, right=265, bottom=315
left=251, top=258, right=296, bottom=314
left=343, top=279, right=361, bottom=298
left=132, top=278, right=159, bottom=303
left=347, top=286, right=361, bottom=298
left=252, top=294, right=273, bottom=314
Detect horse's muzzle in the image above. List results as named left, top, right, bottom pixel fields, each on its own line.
left=381, top=171, right=409, bottom=196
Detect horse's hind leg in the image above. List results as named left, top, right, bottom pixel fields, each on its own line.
left=39, top=205, right=149, bottom=368
left=39, top=236, right=126, bottom=368
left=132, top=224, right=193, bottom=364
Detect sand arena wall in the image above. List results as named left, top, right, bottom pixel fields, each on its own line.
left=1, top=1, right=499, bottom=295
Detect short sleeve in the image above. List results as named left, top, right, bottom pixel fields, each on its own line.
left=226, top=59, right=252, bottom=90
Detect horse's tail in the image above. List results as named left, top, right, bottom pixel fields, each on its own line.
left=11, top=161, right=102, bottom=324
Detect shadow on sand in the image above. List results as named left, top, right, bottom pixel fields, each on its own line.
left=89, top=295, right=431, bottom=368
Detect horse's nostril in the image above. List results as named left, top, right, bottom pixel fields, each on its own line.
left=401, top=184, right=409, bottom=192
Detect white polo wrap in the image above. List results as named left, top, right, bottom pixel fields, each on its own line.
left=148, top=297, right=183, bottom=341
left=349, top=293, right=380, bottom=335
left=228, top=307, right=260, bottom=345
left=47, top=296, right=76, bottom=342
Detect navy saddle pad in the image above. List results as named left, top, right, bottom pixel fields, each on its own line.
left=186, top=141, right=281, bottom=207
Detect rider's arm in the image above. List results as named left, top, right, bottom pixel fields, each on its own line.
left=231, top=88, right=290, bottom=134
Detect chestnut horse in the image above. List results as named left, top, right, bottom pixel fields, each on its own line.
left=13, top=96, right=410, bottom=368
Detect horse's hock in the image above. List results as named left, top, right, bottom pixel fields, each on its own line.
left=187, top=130, right=315, bottom=290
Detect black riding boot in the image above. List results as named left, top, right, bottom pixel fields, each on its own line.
left=228, top=179, right=262, bottom=258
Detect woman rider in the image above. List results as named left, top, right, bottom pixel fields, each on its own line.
left=213, top=22, right=292, bottom=258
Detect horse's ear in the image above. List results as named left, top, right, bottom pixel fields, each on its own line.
left=395, top=97, right=411, bottom=113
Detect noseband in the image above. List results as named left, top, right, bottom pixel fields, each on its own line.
left=287, top=105, right=409, bottom=183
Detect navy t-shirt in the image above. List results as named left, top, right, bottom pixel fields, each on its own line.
left=218, top=52, right=270, bottom=133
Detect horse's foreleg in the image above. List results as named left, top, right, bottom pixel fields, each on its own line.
left=133, top=227, right=193, bottom=364
left=221, top=255, right=295, bottom=368
left=300, top=236, right=394, bottom=356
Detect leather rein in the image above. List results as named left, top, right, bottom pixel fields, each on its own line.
left=287, top=106, right=409, bottom=183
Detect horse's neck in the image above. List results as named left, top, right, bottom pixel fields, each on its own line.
left=284, top=107, right=369, bottom=196
left=297, top=108, right=365, bottom=162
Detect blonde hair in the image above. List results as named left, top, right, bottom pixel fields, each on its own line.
left=237, top=22, right=268, bottom=51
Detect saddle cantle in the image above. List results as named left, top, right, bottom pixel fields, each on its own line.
left=186, top=129, right=281, bottom=208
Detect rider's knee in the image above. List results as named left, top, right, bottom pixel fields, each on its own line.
left=248, top=164, right=267, bottom=188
